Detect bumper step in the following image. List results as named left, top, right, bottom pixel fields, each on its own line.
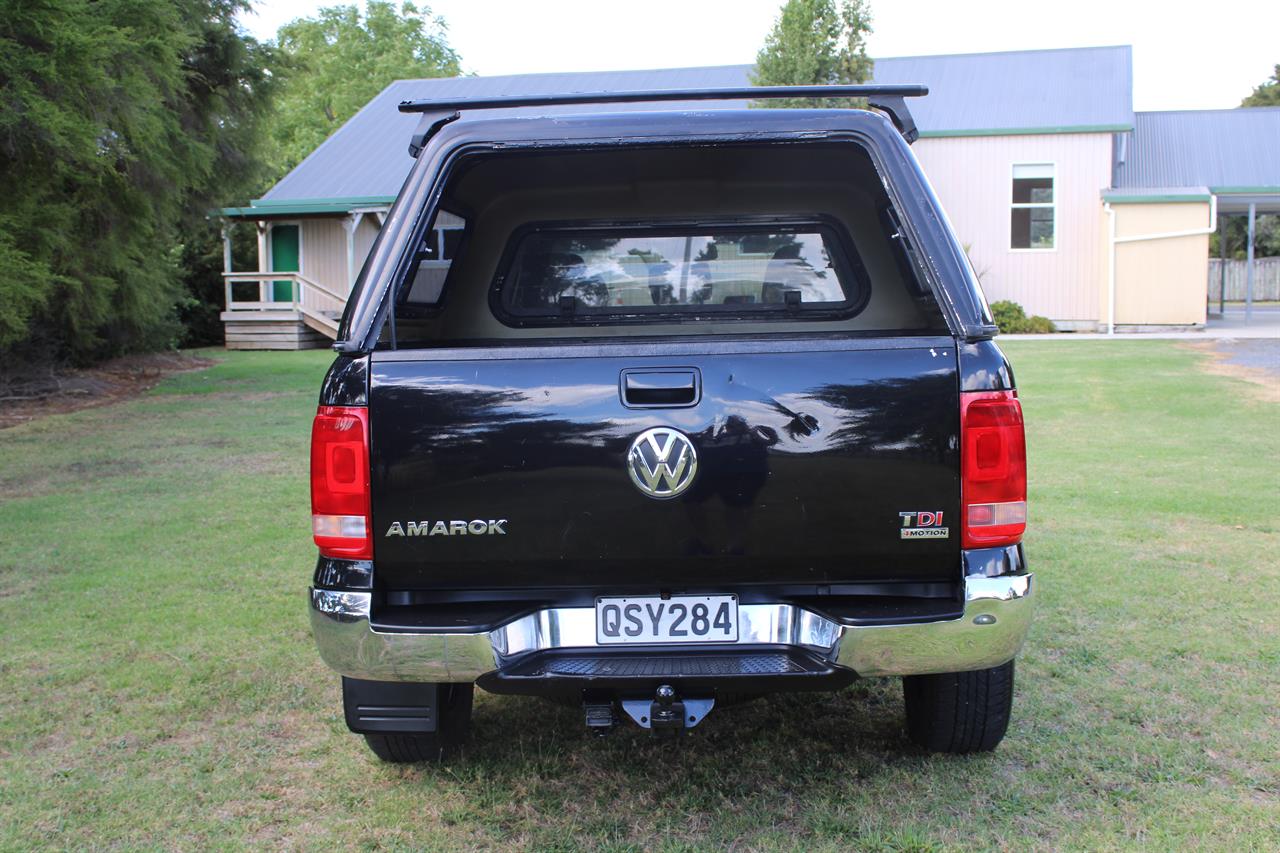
left=527, top=652, right=815, bottom=677
left=478, top=646, right=852, bottom=696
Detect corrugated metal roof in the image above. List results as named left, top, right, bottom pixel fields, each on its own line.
left=875, top=45, right=1132, bottom=136
left=255, top=45, right=1135, bottom=207
left=1114, top=108, right=1280, bottom=192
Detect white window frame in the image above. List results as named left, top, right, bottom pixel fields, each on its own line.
left=425, top=223, right=465, bottom=266
left=405, top=223, right=466, bottom=305
left=1009, top=162, right=1056, bottom=253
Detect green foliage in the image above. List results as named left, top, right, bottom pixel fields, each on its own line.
left=266, top=1, right=461, bottom=176
left=0, top=229, right=55, bottom=350
left=176, top=224, right=261, bottom=348
left=0, top=0, right=277, bottom=363
left=751, top=0, right=874, bottom=108
left=990, top=300, right=1026, bottom=331
left=1241, top=64, right=1280, bottom=107
left=1210, top=214, right=1280, bottom=259
left=1020, top=314, right=1056, bottom=334
left=990, top=300, right=1056, bottom=334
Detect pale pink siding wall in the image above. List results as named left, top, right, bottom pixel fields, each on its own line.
left=302, top=214, right=387, bottom=299
left=354, top=216, right=380, bottom=276
left=911, top=133, right=1113, bottom=326
left=300, top=219, right=347, bottom=293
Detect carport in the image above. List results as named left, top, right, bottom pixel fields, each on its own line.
left=1112, top=107, right=1280, bottom=327
left=1213, top=191, right=1280, bottom=321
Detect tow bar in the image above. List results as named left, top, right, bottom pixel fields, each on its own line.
left=584, top=685, right=715, bottom=735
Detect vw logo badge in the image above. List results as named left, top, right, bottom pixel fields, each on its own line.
left=627, top=427, right=698, bottom=499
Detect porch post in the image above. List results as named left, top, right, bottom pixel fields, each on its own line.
left=222, top=224, right=234, bottom=311
left=222, top=224, right=233, bottom=273
left=343, top=213, right=360, bottom=291
left=1245, top=203, right=1256, bottom=324
left=256, top=221, right=270, bottom=303
left=1217, top=214, right=1226, bottom=316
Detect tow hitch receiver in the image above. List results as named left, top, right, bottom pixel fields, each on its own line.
left=583, top=700, right=617, bottom=736
left=620, top=685, right=715, bottom=733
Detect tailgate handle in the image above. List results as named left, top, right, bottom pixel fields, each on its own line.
left=621, top=368, right=700, bottom=408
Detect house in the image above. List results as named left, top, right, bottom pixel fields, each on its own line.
left=219, top=45, right=1280, bottom=347
left=1110, top=107, right=1280, bottom=324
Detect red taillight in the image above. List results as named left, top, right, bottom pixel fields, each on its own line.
left=310, top=406, right=372, bottom=559
left=960, top=390, right=1027, bottom=549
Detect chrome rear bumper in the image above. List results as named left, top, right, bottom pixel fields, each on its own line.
left=310, top=574, right=1034, bottom=682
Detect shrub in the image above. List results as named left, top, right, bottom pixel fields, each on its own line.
left=1021, top=314, right=1057, bottom=334
left=990, top=300, right=1026, bottom=330
left=990, top=300, right=1056, bottom=334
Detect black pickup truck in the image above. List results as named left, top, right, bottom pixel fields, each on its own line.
left=308, top=86, right=1033, bottom=763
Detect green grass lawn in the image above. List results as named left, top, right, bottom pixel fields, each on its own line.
left=1, top=342, right=1276, bottom=850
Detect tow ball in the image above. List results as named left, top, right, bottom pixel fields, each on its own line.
left=583, top=686, right=716, bottom=735
left=622, top=685, right=715, bottom=734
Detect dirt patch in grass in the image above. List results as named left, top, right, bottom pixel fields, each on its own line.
left=1182, top=342, right=1280, bottom=403
left=0, top=352, right=217, bottom=429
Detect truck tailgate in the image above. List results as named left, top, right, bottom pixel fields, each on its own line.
left=368, top=339, right=960, bottom=591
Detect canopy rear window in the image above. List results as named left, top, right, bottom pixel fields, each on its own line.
left=494, top=221, right=868, bottom=325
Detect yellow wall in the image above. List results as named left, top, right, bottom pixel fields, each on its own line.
left=1109, top=202, right=1210, bottom=327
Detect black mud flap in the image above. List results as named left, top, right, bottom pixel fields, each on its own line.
left=343, top=677, right=440, bottom=734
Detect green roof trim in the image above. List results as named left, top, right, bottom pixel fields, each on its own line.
left=1103, top=192, right=1212, bottom=204
left=918, top=123, right=1132, bottom=138
left=1209, top=186, right=1280, bottom=195
left=219, top=195, right=397, bottom=218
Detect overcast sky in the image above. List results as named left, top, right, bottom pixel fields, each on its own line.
left=240, top=0, right=1278, bottom=112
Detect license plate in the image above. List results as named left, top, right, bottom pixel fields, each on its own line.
left=595, top=595, right=739, bottom=644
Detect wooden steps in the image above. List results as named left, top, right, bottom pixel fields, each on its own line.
left=220, top=310, right=332, bottom=350
left=220, top=272, right=345, bottom=350
left=300, top=307, right=341, bottom=339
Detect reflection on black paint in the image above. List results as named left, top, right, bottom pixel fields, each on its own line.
left=368, top=347, right=962, bottom=590
left=683, top=415, right=773, bottom=556
left=810, top=373, right=957, bottom=461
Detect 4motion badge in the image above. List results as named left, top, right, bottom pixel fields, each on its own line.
left=899, top=511, right=949, bottom=539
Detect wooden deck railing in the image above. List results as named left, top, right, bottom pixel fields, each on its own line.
left=223, top=272, right=347, bottom=318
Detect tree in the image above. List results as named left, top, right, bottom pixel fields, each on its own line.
left=267, top=2, right=462, bottom=175
left=1241, top=64, right=1280, bottom=107
left=0, top=0, right=278, bottom=362
left=751, top=0, right=874, bottom=108
left=1211, top=215, right=1280, bottom=260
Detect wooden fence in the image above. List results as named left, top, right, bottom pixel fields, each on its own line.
left=1208, top=258, right=1280, bottom=302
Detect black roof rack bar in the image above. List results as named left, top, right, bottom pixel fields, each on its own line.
left=397, top=84, right=929, bottom=144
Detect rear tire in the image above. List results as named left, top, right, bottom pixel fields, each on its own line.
left=362, top=683, right=474, bottom=763
left=902, top=660, right=1014, bottom=754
